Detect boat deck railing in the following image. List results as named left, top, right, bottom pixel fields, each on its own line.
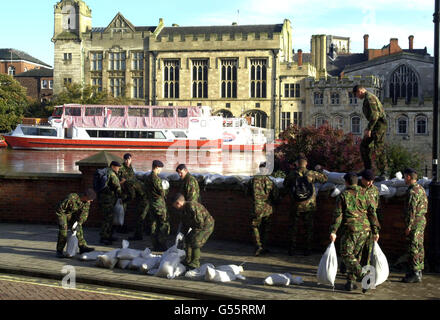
left=21, top=118, right=51, bottom=126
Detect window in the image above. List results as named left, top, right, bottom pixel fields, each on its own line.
left=21, top=127, right=57, bottom=137
left=110, top=78, right=124, bottom=97
left=245, top=111, right=268, bottom=128
left=133, top=78, right=144, bottom=99
left=85, top=107, right=102, bottom=116
left=128, top=108, right=149, bottom=117
left=91, top=53, right=103, bottom=71
left=250, top=59, right=267, bottom=98
left=415, top=116, right=428, bottom=135
left=314, top=92, right=323, bottom=105
left=132, top=52, right=144, bottom=71
left=164, top=60, right=180, bottom=98
left=172, top=131, right=187, bottom=138
left=315, top=116, right=327, bottom=128
left=109, top=52, right=126, bottom=71
left=108, top=108, right=125, bottom=117
left=293, top=112, right=303, bottom=127
left=331, top=93, right=340, bottom=105
left=351, top=116, right=361, bottom=134
left=349, top=92, right=357, bottom=105
left=281, top=112, right=291, bottom=131
left=390, top=64, right=419, bottom=104
left=221, top=59, right=238, bottom=98
left=92, top=78, right=102, bottom=92
left=49, top=80, right=53, bottom=89
left=284, top=84, right=301, bottom=98
left=8, top=66, right=15, bottom=76
left=192, top=59, right=208, bottom=98
left=63, top=78, right=72, bottom=85
left=153, top=108, right=174, bottom=117
left=65, top=107, right=81, bottom=116
left=397, top=116, right=409, bottom=134
left=334, top=116, right=344, bottom=130
left=177, top=109, right=188, bottom=118
left=63, top=53, right=72, bottom=61
left=41, top=80, right=48, bottom=89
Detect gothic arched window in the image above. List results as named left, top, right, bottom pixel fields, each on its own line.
left=389, top=64, right=419, bottom=104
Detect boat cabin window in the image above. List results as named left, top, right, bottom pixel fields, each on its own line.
left=128, top=108, right=149, bottom=117
left=86, top=130, right=166, bottom=139
left=108, top=108, right=125, bottom=117
left=177, top=109, right=188, bottom=118
left=22, top=127, right=57, bottom=137
left=153, top=108, right=174, bottom=117
left=85, top=107, right=103, bottom=116
left=52, top=108, right=64, bottom=118
left=65, top=107, right=81, bottom=116
left=224, top=121, right=233, bottom=127
left=172, top=131, right=187, bottom=138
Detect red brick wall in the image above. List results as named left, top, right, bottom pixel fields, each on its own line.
left=0, top=61, right=40, bottom=75
left=0, top=170, right=431, bottom=260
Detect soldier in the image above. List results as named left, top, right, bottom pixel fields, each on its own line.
left=401, top=168, right=428, bottom=283
left=330, top=173, right=380, bottom=292
left=118, top=153, right=150, bottom=241
left=56, top=189, right=96, bottom=258
left=283, top=155, right=328, bottom=256
left=99, top=161, right=125, bottom=245
left=249, top=162, right=279, bottom=256
left=353, top=85, right=388, bottom=179
left=144, top=160, right=170, bottom=251
left=176, top=164, right=201, bottom=203
left=172, top=193, right=215, bottom=269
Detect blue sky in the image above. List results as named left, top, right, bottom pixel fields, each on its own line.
left=0, top=0, right=434, bottom=67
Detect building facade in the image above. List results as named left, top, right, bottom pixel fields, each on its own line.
left=0, top=49, right=52, bottom=76
left=15, top=68, right=54, bottom=103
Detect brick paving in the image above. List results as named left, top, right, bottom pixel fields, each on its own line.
left=0, top=223, right=439, bottom=300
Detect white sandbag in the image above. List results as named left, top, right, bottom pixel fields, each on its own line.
left=96, top=249, right=120, bottom=269
left=323, top=170, right=346, bottom=185
left=65, top=230, right=79, bottom=258
left=211, top=174, right=226, bottom=184
left=185, top=263, right=216, bottom=279
left=264, top=273, right=291, bottom=286
left=317, top=242, right=338, bottom=287
left=417, top=177, right=431, bottom=188
left=395, top=171, right=403, bottom=180
left=171, top=263, right=187, bottom=279
left=117, top=259, right=131, bottom=269
left=162, top=179, right=170, bottom=190
left=113, top=198, right=125, bottom=226
left=331, top=185, right=346, bottom=198
left=374, top=183, right=390, bottom=196
left=426, top=188, right=430, bottom=197
left=139, top=256, right=162, bottom=273
left=371, top=241, right=389, bottom=286
left=167, top=173, right=181, bottom=182
left=388, top=178, right=406, bottom=188
left=395, top=186, right=408, bottom=197
left=216, top=265, right=244, bottom=276
left=383, top=186, right=397, bottom=199
left=140, top=248, right=153, bottom=258
left=154, top=245, right=186, bottom=278
left=291, top=276, right=304, bottom=285
left=205, top=265, right=237, bottom=283
left=117, top=240, right=142, bottom=260
left=319, top=182, right=336, bottom=192
left=79, top=251, right=106, bottom=261
left=268, top=176, right=284, bottom=189
left=223, top=176, right=240, bottom=185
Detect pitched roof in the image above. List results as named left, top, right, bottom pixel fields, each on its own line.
left=0, top=49, right=51, bottom=68
left=293, top=52, right=312, bottom=64
left=160, top=24, right=283, bottom=37
left=326, top=53, right=368, bottom=77
left=15, top=68, right=53, bottom=78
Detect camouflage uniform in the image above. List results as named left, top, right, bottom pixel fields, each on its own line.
left=181, top=173, right=201, bottom=203
left=360, top=91, right=388, bottom=175
left=118, top=163, right=149, bottom=238
left=56, top=193, right=90, bottom=252
left=99, top=167, right=123, bottom=240
left=360, top=182, right=381, bottom=266
left=404, top=182, right=428, bottom=272
left=330, top=185, right=380, bottom=281
left=283, top=167, right=328, bottom=250
left=181, top=201, right=215, bottom=268
left=144, top=171, right=170, bottom=250
left=250, top=175, right=279, bottom=250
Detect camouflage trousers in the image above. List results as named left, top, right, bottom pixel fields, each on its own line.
left=340, top=230, right=371, bottom=281
left=185, top=221, right=215, bottom=249
left=251, top=213, right=272, bottom=248
left=150, top=209, right=170, bottom=251
left=406, top=219, right=426, bottom=272
left=99, top=195, right=117, bottom=240
left=360, top=120, right=388, bottom=175
left=289, top=209, right=315, bottom=250
left=56, top=213, right=88, bottom=252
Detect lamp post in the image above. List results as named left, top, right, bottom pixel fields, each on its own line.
left=429, top=0, right=440, bottom=273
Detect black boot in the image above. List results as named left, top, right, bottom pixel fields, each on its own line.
left=344, top=280, right=358, bottom=291
left=403, top=271, right=422, bottom=283
left=56, top=251, right=66, bottom=259
left=255, top=246, right=263, bottom=256
left=79, top=245, right=95, bottom=254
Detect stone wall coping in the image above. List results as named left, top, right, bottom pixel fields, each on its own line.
left=0, top=170, right=81, bottom=181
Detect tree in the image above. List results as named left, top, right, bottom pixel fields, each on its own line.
left=52, top=83, right=108, bottom=105
left=0, top=74, right=28, bottom=132
left=385, top=143, right=423, bottom=178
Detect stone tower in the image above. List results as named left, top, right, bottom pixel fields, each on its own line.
left=52, top=0, right=92, bottom=95
left=311, top=34, right=327, bottom=79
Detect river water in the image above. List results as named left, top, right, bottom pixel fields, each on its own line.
left=0, top=148, right=270, bottom=176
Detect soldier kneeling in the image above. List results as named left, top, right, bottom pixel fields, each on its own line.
left=171, top=193, right=215, bottom=269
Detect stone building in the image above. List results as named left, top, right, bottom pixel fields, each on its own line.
left=14, top=68, right=54, bottom=103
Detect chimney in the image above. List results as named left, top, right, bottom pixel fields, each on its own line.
left=390, top=38, right=399, bottom=53
left=298, top=49, right=303, bottom=66
left=363, top=34, right=369, bottom=53
left=409, top=35, right=414, bottom=50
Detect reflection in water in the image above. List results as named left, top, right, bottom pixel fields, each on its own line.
left=0, top=149, right=270, bottom=176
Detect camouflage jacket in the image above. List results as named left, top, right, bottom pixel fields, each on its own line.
left=405, top=182, right=428, bottom=230
left=118, top=163, right=136, bottom=181
left=283, top=167, right=328, bottom=212
left=251, top=175, right=279, bottom=217
left=330, top=185, right=380, bottom=235
left=144, top=172, right=168, bottom=210
left=181, top=173, right=201, bottom=203
left=55, top=193, right=90, bottom=225
left=100, top=168, right=123, bottom=200
left=363, top=91, right=386, bottom=132
left=181, top=201, right=215, bottom=233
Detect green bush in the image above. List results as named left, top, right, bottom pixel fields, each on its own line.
left=385, top=143, right=424, bottom=178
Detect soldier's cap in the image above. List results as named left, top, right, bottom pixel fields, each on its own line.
left=153, top=160, right=164, bottom=168
left=176, top=164, right=187, bottom=172
left=110, top=161, right=122, bottom=167
left=296, top=154, right=307, bottom=161
left=403, top=168, right=417, bottom=175
left=360, top=169, right=375, bottom=181
left=123, top=153, right=132, bottom=160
